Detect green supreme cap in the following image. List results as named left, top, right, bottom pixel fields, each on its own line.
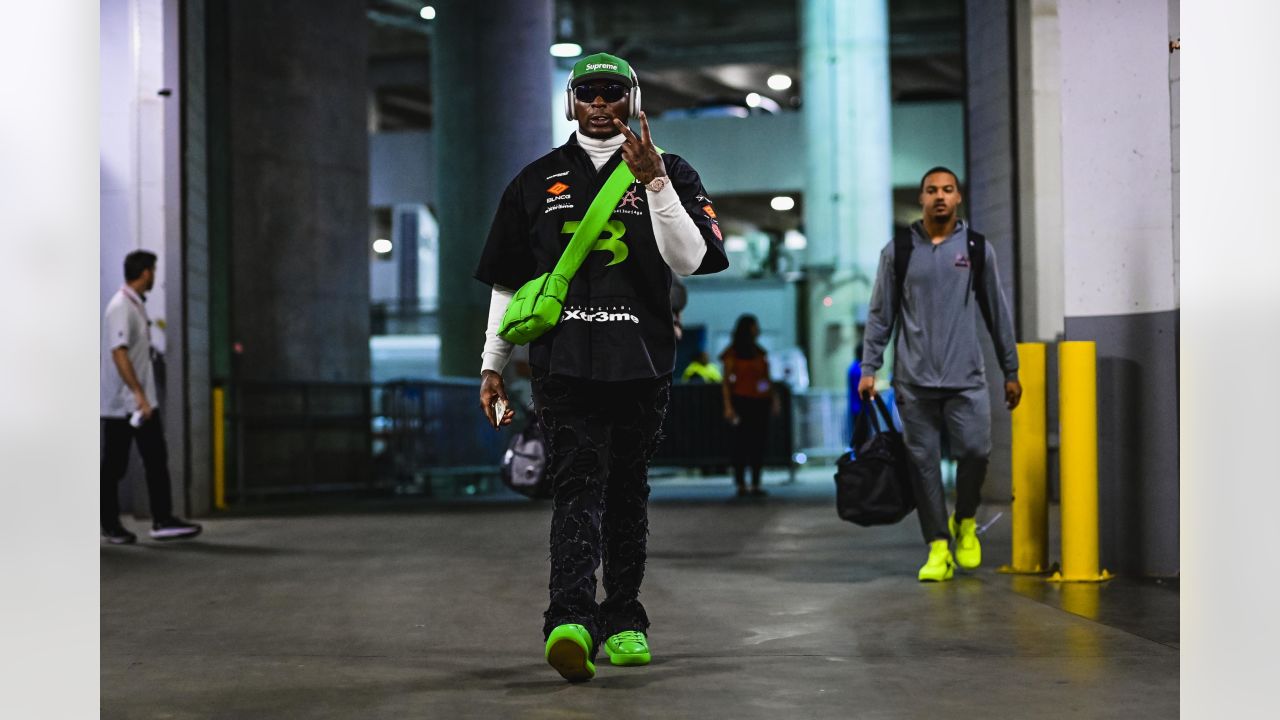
left=570, top=53, right=634, bottom=87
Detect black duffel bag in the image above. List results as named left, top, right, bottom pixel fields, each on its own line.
left=834, top=394, right=915, bottom=526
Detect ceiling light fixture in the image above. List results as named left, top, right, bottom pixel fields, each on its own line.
left=419, top=5, right=436, bottom=20
left=373, top=238, right=393, bottom=254
left=770, top=196, right=796, bottom=212
left=550, top=42, right=583, bottom=58
left=767, top=73, right=793, bottom=91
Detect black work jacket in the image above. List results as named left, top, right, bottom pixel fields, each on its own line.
left=474, top=134, right=729, bottom=382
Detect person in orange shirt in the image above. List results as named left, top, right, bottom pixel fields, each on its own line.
left=720, top=314, right=780, bottom=497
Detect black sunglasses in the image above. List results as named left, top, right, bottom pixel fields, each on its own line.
left=573, top=83, right=627, bottom=103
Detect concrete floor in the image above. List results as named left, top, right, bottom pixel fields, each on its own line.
left=101, top=474, right=1178, bottom=719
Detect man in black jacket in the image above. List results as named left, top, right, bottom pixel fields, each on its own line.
left=474, top=53, right=728, bottom=682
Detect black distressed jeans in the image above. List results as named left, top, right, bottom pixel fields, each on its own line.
left=532, top=370, right=671, bottom=654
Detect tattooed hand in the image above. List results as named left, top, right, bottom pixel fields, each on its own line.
left=613, top=112, right=666, bottom=185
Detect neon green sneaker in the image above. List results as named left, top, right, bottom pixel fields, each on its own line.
left=918, top=539, right=955, bottom=582
left=544, top=624, right=595, bottom=682
left=950, top=514, right=982, bottom=569
left=604, top=630, right=651, bottom=666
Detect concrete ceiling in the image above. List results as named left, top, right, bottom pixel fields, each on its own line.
left=365, top=0, right=965, bottom=130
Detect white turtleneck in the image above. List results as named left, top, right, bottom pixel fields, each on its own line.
left=575, top=130, right=627, bottom=170
left=480, top=131, right=710, bottom=374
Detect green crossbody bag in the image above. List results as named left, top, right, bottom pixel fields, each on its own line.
left=498, top=158, right=646, bottom=345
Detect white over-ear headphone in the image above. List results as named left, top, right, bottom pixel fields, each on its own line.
left=563, top=67, right=643, bottom=122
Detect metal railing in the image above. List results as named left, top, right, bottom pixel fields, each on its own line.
left=791, top=389, right=852, bottom=463
left=217, top=378, right=851, bottom=503
left=375, top=378, right=513, bottom=496
left=220, top=378, right=518, bottom=502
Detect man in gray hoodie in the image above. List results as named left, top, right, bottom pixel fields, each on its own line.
left=858, top=166, right=1022, bottom=582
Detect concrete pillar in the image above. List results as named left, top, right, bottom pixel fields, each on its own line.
left=1014, top=0, right=1065, bottom=343
left=181, top=0, right=212, bottom=516
left=100, top=0, right=139, bottom=514
left=964, top=0, right=1017, bottom=506
left=551, top=66, right=577, bottom=146
left=100, top=0, right=187, bottom=517
left=433, top=0, right=553, bottom=377
left=159, top=0, right=190, bottom=516
left=800, top=0, right=892, bottom=390
left=1168, top=0, right=1179, bottom=300
left=396, top=208, right=420, bottom=311
left=225, top=1, right=370, bottom=383
left=1012, top=0, right=1067, bottom=518
left=1058, top=0, right=1179, bottom=576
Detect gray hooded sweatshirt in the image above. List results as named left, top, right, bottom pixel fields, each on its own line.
left=861, top=220, right=1019, bottom=389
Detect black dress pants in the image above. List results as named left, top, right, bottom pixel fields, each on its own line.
left=730, top=395, right=770, bottom=488
left=532, top=371, right=670, bottom=653
left=101, top=411, right=174, bottom=529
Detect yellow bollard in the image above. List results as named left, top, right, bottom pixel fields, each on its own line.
left=1049, top=341, right=1113, bottom=583
left=213, top=387, right=228, bottom=511
left=1000, top=342, right=1049, bottom=574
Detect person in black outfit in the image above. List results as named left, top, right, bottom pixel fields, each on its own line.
left=720, top=314, right=780, bottom=497
left=473, top=53, right=728, bottom=681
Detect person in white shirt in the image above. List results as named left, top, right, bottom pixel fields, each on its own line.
left=101, top=250, right=202, bottom=544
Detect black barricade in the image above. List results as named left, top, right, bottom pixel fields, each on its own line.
left=222, top=378, right=794, bottom=503
left=230, top=381, right=376, bottom=498
left=652, top=383, right=795, bottom=474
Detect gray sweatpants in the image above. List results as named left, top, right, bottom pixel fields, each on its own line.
left=895, top=382, right=992, bottom=544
